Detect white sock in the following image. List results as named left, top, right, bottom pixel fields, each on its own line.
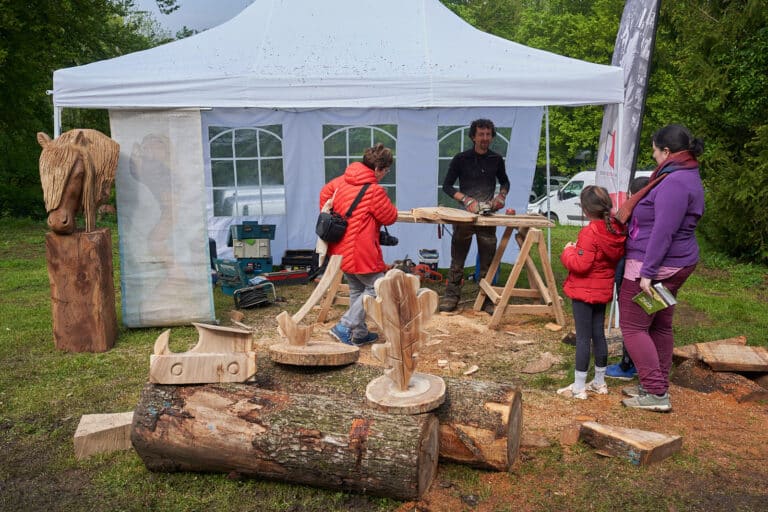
left=574, top=370, right=588, bottom=392
left=593, top=366, right=607, bottom=386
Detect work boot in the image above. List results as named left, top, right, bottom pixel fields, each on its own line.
left=481, top=297, right=495, bottom=315
left=439, top=295, right=458, bottom=312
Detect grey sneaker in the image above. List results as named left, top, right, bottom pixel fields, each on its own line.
left=622, top=390, right=671, bottom=412
left=621, top=384, right=645, bottom=397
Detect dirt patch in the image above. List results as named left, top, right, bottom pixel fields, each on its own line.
left=234, top=281, right=768, bottom=510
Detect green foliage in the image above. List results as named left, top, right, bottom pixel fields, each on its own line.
left=0, top=0, right=169, bottom=218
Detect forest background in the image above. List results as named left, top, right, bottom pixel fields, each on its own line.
left=0, top=0, right=766, bottom=263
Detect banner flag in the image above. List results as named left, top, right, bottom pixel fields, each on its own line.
left=595, top=0, right=661, bottom=210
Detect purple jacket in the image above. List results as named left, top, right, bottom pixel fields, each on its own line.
left=625, top=168, right=704, bottom=279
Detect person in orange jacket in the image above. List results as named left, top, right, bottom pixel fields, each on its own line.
left=319, top=143, right=398, bottom=346
left=556, top=185, right=626, bottom=399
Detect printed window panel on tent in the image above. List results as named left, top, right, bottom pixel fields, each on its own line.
left=323, top=124, right=397, bottom=204
left=437, top=126, right=512, bottom=206
left=208, top=125, right=285, bottom=217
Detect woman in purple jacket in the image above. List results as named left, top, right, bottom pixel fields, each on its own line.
left=618, top=124, right=705, bottom=412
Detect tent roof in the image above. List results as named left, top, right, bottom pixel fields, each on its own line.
left=53, top=0, right=623, bottom=109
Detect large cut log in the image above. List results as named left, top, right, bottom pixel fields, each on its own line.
left=253, top=356, right=521, bottom=471
left=45, top=228, right=117, bottom=352
left=132, top=384, right=438, bottom=500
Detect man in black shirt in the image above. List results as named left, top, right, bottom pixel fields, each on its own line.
left=440, top=119, right=510, bottom=313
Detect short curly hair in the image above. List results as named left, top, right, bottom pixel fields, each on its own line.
left=362, top=143, right=394, bottom=171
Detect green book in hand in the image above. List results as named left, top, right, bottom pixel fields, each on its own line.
left=632, top=283, right=677, bottom=315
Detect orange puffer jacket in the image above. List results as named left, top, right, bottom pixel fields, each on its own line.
left=319, top=162, right=398, bottom=275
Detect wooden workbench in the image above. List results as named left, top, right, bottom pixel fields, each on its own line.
left=397, top=208, right=565, bottom=329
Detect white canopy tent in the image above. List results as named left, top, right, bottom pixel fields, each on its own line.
left=52, top=0, right=623, bottom=327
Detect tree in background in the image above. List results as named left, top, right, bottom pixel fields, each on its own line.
left=444, top=0, right=767, bottom=263
left=0, top=0, right=169, bottom=218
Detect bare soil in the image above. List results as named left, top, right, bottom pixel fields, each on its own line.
left=246, top=279, right=768, bottom=511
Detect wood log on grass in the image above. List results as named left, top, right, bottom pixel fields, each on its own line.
left=132, top=384, right=438, bottom=500
left=254, top=356, right=522, bottom=471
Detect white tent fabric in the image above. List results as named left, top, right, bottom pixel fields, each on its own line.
left=51, top=0, right=624, bottom=328
left=53, top=0, right=623, bottom=109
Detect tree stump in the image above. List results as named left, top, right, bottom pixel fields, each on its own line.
left=252, top=356, right=522, bottom=471
left=45, top=228, right=117, bottom=352
left=132, top=384, right=439, bottom=500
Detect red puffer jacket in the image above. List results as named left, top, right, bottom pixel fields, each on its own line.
left=560, top=219, right=626, bottom=304
left=319, top=162, right=398, bottom=275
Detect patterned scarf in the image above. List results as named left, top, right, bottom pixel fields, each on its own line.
left=614, top=150, right=699, bottom=224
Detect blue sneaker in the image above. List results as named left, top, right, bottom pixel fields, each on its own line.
left=352, top=332, right=379, bottom=346
left=606, top=363, right=637, bottom=381
left=330, top=323, right=352, bottom=345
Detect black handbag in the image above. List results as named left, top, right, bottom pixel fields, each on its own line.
left=315, top=183, right=370, bottom=243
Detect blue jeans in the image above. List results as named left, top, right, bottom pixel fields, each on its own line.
left=340, top=272, right=383, bottom=339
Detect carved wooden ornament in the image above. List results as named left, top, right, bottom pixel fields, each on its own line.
left=364, top=269, right=445, bottom=414
left=149, top=323, right=256, bottom=384
left=269, top=254, right=358, bottom=366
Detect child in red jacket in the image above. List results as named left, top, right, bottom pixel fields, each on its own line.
left=557, top=186, right=626, bottom=399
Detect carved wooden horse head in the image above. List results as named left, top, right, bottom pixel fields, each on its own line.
left=38, top=129, right=120, bottom=234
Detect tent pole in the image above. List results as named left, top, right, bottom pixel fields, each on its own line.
left=54, top=106, right=62, bottom=138
left=545, top=106, right=551, bottom=261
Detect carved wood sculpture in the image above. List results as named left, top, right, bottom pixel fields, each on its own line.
left=38, top=129, right=119, bottom=234
left=149, top=323, right=256, bottom=384
left=270, top=255, right=359, bottom=366
left=363, top=269, right=445, bottom=414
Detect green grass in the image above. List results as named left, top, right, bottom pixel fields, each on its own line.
left=0, top=217, right=766, bottom=511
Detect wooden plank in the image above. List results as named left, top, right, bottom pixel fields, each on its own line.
left=696, top=343, right=768, bottom=372
left=397, top=210, right=554, bottom=228
left=672, top=336, right=747, bottom=363
left=579, top=421, right=682, bottom=466
left=74, top=412, right=134, bottom=459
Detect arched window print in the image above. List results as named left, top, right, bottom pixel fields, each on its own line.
left=208, top=125, right=285, bottom=217
left=323, top=124, right=397, bottom=204
left=437, top=125, right=511, bottom=206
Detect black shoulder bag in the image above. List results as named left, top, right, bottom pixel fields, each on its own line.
left=315, top=183, right=371, bottom=243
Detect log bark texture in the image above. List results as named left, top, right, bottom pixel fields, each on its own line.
left=132, top=384, right=438, bottom=500
left=254, top=356, right=522, bottom=471
left=45, top=228, right=117, bottom=352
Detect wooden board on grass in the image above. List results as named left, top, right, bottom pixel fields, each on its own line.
left=696, top=343, right=768, bottom=372
left=579, top=421, right=682, bottom=466
left=672, top=336, right=747, bottom=363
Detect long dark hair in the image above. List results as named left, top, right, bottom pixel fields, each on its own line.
left=580, top=185, right=621, bottom=234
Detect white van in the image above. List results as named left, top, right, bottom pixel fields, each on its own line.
left=535, top=170, right=652, bottom=225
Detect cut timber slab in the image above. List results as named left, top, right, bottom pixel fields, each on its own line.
left=268, top=340, right=358, bottom=366
left=74, top=412, right=134, bottom=459
left=366, top=372, right=446, bottom=415
left=408, top=206, right=476, bottom=223
left=696, top=343, right=768, bottom=372
left=672, top=336, right=747, bottom=364
left=579, top=421, right=682, bottom=466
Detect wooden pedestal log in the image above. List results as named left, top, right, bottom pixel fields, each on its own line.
left=45, top=228, right=117, bottom=352
left=132, top=384, right=439, bottom=500
left=252, top=356, right=522, bottom=471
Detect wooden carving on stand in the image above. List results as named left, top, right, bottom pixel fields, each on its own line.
left=269, top=255, right=359, bottom=366
left=39, top=129, right=120, bottom=352
left=149, top=323, right=256, bottom=384
left=364, top=269, right=445, bottom=414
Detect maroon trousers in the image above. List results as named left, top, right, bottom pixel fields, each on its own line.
left=618, top=265, right=696, bottom=395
